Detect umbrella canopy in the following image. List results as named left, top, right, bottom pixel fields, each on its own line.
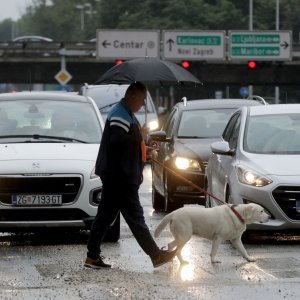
left=96, top=57, right=202, bottom=86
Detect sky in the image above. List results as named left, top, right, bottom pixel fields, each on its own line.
left=0, top=0, right=33, bottom=22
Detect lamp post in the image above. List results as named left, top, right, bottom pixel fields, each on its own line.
left=75, top=3, right=93, bottom=31
left=75, top=4, right=85, bottom=31
left=248, top=0, right=253, bottom=98
left=275, top=0, right=280, bottom=104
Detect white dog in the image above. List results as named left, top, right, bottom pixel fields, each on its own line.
left=154, top=203, right=270, bottom=264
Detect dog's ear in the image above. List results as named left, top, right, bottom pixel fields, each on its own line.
left=244, top=205, right=254, bottom=219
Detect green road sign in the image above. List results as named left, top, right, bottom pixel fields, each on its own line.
left=229, top=31, right=292, bottom=61
left=163, top=30, right=225, bottom=60
left=177, top=36, right=221, bottom=46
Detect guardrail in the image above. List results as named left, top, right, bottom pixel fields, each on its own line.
left=1, top=41, right=300, bottom=61
left=0, top=41, right=96, bottom=58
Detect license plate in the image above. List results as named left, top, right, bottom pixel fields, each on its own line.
left=12, top=195, right=62, bottom=206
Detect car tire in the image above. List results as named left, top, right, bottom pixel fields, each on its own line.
left=163, top=175, right=181, bottom=212
left=152, top=184, right=164, bottom=211
left=103, top=213, right=120, bottom=242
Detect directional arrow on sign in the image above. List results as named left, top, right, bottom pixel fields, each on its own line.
left=166, top=39, right=175, bottom=51
left=102, top=40, right=111, bottom=48
left=280, top=41, right=289, bottom=49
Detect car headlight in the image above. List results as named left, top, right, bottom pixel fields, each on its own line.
left=236, top=166, right=272, bottom=187
left=174, top=156, right=201, bottom=171
left=148, top=120, right=159, bottom=131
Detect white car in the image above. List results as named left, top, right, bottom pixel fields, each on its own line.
left=0, top=92, right=119, bottom=241
left=12, top=36, right=53, bottom=42
left=79, top=84, right=161, bottom=132
left=205, top=104, right=300, bottom=231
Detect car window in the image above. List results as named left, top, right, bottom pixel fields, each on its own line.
left=223, top=112, right=241, bottom=147
left=0, top=99, right=102, bottom=143
left=177, top=108, right=234, bottom=138
left=227, top=114, right=241, bottom=149
left=244, top=113, right=300, bottom=154
left=163, top=108, right=177, bottom=138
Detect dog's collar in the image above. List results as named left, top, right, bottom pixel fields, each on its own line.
left=230, top=205, right=245, bottom=224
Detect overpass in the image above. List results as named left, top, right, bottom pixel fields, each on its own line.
left=1, top=41, right=300, bottom=85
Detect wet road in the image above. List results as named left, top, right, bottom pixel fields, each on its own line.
left=1, top=164, right=300, bottom=299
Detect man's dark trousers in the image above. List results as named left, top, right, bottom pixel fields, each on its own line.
left=87, top=181, right=160, bottom=260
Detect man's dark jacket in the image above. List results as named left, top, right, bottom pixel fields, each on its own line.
left=95, top=99, right=144, bottom=186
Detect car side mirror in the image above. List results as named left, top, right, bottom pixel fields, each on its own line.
left=150, top=130, right=171, bottom=142
left=211, top=141, right=234, bottom=156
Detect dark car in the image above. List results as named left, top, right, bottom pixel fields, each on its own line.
left=150, top=98, right=263, bottom=212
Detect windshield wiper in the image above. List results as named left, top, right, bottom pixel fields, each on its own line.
left=0, top=134, right=87, bottom=143
left=99, top=101, right=119, bottom=111
left=177, top=135, right=206, bottom=138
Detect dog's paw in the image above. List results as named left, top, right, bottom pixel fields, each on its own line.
left=246, top=256, right=256, bottom=262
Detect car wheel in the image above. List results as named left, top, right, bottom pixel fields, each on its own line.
left=152, top=183, right=164, bottom=211
left=164, top=175, right=181, bottom=212
left=103, top=213, right=120, bottom=242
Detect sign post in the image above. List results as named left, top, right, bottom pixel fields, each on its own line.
left=55, top=56, right=72, bottom=86
left=162, top=30, right=225, bottom=60
left=229, top=30, right=292, bottom=60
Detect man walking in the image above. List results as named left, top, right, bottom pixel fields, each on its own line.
left=85, top=82, right=176, bottom=269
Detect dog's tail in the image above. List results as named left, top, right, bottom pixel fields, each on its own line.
left=154, top=212, right=174, bottom=238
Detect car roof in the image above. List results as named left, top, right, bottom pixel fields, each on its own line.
left=0, top=92, right=90, bottom=103
left=248, top=103, right=300, bottom=116
left=12, top=35, right=53, bottom=42
left=176, top=99, right=262, bottom=111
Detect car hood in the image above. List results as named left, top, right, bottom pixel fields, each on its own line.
left=0, top=143, right=99, bottom=174
left=175, top=138, right=220, bottom=162
left=244, top=153, right=300, bottom=176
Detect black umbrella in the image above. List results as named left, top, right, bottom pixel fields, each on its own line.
left=96, top=57, right=202, bottom=86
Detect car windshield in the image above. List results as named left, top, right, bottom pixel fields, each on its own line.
left=244, top=113, right=300, bottom=154
left=0, top=99, right=102, bottom=143
left=87, top=87, right=154, bottom=114
left=177, top=108, right=235, bottom=138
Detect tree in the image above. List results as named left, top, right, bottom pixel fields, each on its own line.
left=0, top=0, right=299, bottom=42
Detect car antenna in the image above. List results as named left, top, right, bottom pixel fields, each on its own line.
left=181, top=97, right=187, bottom=106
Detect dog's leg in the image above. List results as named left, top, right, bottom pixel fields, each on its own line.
left=230, top=238, right=255, bottom=262
left=168, top=240, right=189, bottom=265
left=210, top=237, right=222, bottom=263
left=167, top=240, right=177, bottom=251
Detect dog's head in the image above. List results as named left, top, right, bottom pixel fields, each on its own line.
left=241, top=203, right=270, bottom=224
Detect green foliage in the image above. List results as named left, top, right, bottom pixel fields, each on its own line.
left=0, top=0, right=300, bottom=41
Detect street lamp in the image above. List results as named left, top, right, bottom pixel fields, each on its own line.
left=75, top=3, right=94, bottom=31
left=75, top=4, right=85, bottom=31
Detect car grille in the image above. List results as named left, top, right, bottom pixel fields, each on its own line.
left=0, top=176, right=82, bottom=205
left=272, top=186, right=300, bottom=220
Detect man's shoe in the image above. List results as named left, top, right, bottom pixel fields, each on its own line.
left=151, top=249, right=177, bottom=268
left=84, top=256, right=111, bottom=269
